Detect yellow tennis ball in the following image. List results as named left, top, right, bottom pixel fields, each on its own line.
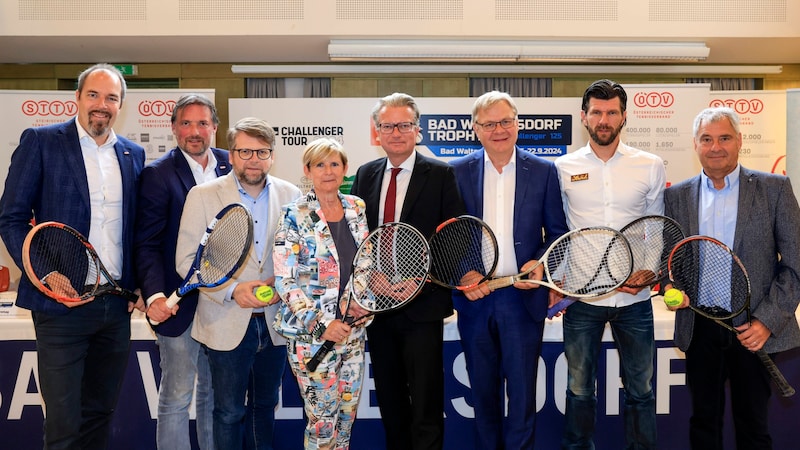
left=254, top=286, right=275, bottom=303
left=664, top=288, right=683, bottom=307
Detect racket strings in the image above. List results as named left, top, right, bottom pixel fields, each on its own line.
left=429, top=219, right=497, bottom=288
left=671, top=239, right=749, bottom=318
left=27, top=226, right=98, bottom=297
left=352, top=224, right=430, bottom=311
left=198, top=208, right=252, bottom=284
left=622, top=217, right=686, bottom=288
left=548, top=229, right=632, bottom=296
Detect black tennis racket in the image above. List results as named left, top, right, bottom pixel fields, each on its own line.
left=668, top=235, right=795, bottom=397
left=620, top=215, right=686, bottom=289
left=150, top=203, right=254, bottom=325
left=427, top=215, right=499, bottom=291
left=22, top=221, right=139, bottom=304
left=305, top=222, right=430, bottom=372
left=489, top=226, right=633, bottom=299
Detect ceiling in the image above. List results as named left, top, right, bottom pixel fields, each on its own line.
left=1, top=36, right=799, bottom=67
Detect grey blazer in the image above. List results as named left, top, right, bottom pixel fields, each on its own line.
left=664, top=166, right=800, bottom=353
left=178, top=172, right=301, bottom=351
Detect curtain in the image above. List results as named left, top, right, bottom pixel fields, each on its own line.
left=304, top=78, right=331, bottom=97
left=469, top=78, right=552, bottom=97
left=246, top=78, right=285, bottom=98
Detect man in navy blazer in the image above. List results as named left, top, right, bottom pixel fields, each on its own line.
left=350, top=93, right=465, bottom=450
left=134, top=94, right=230, bottom=450
left=0, top=64, right=145, bottom=449
left=665, top=107, right=800, bottom=448
left=450, top=91, right=568, bottom=450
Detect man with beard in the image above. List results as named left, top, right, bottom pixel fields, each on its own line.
left=0, top=63, right=145, bottom=449
left=135, top=94, right=229, bottom=449
left=553, top=79, right=665, bottom=449
left=176, top=117, right=300, bottom=449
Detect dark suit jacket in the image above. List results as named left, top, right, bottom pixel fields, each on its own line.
left=134, top=147, right=230, bottom=337
left=0, top=118, right=145, bottom=314
left=665, top=166, right=800, bottom=353
left=450, top=147, right=569, bottom=321
left=350, top=152, right=466, bottom=322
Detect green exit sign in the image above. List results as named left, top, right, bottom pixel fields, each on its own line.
left=114, top=64, right=138, bottom=76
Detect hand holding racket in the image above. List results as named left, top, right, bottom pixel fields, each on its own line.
left=149, top=203, right=253, bottom=326
left=305, top=222, right=430, bottom=372
left=620, top=215, right=686, bottom=291
left=668, top=235, right=795, bottom=397
left=22, top=222, right=140, bottom=305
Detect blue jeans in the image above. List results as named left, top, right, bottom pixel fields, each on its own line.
left=31, top=297, right=131, bottom=450
left=562, top=300, right=656, bottom=450
left=207, top=315, right=286, bottom=450
left=156, top=322, right=214, bottom=450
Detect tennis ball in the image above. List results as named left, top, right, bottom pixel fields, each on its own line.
left=254, top=286, right=275, bottom=303
left=664, top=288, right=683, bottom=307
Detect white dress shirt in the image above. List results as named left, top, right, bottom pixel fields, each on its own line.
left=379, top=151, right=416, bottom=224
left=483, top=151, right=518, bottom=277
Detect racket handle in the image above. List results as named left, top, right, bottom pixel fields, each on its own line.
left=148, top=291, right=182, bottom=326
left=755, top=348, right=796, bottom=397
left=306, top=340, right=336, bottom=372
left=547, top=298, right=576, bottom=319
left=486, top=275, right=522, bottom=291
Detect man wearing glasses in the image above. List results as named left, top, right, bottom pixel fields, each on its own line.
left=176, top=117, right=301, bottom=449
left=350, top=93, right=465, bottom=450
left=450, top=91, right=568, bottom=450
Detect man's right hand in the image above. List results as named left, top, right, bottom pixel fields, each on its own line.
left=146, top=296, right=178, bottom=323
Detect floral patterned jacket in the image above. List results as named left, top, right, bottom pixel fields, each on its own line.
left=272, top=190, right=370, bottom=342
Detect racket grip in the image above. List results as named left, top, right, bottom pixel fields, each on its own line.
left=306, top=340, right=336, bottom=372
left=486, top=275, right=519, bottom=291
left=148, top=291, right=182, bottom=326
left=755, top=349, right=796, bottom=397
left=547, top=298, right=576, bottom=319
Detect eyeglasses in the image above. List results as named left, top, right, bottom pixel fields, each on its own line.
left=473, top=118, right=517, bottom=132
left=233, top=148, right=272, bottom=160
left=377, top=122, right=416, bottom=134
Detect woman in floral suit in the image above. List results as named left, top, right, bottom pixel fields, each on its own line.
left=273, top=138, right=371, bottom=450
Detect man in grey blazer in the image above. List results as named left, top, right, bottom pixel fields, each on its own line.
left=665, top=106, right=800, bottom=449
left=176, top=117, right=301, bottom=450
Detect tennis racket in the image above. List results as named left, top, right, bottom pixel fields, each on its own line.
left=305, top=222, right=430, bottom=372
left=668, top=235, right=795, bottom=397
left=489, top=226, right=633, bottom=298
left=427, top=215, right=499, bottom=291
left=22, top=221, right=140, bottom=304
left=150, top=203, right=254, bottom=326
left=620, top=215, right=686, bottom=289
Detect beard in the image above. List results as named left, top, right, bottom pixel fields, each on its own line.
left=587, top=123, right=623, bottom=147
left=87, top=111, right=112, bottom=138
left=236, top=169, right=266, bottom=187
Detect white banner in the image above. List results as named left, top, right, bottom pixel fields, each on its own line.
left=709, top=90, right=787, bottom=175
left=0, top=89, right=215, bottom=287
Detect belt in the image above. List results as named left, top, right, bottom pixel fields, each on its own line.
left=251, top=312, right=265, bottom=318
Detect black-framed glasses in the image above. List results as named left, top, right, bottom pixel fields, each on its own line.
left=473, top=118, right=517, bottom=132
left=233, top=148, right=272, bottom=160
left=378, top=122, right=416, bottom=134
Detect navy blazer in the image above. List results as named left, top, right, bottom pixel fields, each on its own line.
left=134, top=147, right=231, bottom=336
left=0, top=118, right=145, bottom=314
left=450, top=147, right=569, bottom=321
left=350, top=152, right=466, bottom=322
left=665, top=166, right=800, bottom=353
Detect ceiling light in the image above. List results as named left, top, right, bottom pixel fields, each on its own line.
left=328, top=39, right=710, bottom=62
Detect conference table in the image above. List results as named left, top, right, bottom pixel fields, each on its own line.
left=1, top=294, right=799, bottom=449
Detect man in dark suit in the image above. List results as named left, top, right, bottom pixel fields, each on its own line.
left=134, top=94, right=230, bottom=450
left=0, top=63, right=145, bottom=449
left=450, top=91, right=568, bottom=450
left=350, top=92, right=465, bottom=450
left=665, top=106, right=800, bottom=449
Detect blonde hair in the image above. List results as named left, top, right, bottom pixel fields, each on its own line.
left=302, top=138, right=348, bottom=168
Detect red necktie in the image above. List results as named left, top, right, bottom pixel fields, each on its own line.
left=383, top=168, right=401, bottom=224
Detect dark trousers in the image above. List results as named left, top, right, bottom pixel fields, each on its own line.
left=367, top=312, right=445, bottom=450
left=32, top=297, right=131, bottom=450
left=686, top=315, right=773, bottom=450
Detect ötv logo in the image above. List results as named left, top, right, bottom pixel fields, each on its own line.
left=21, top=100, right=78, bottom=116
left=633, top=91, right=675, bottom=108
left=138, top=100, right=176, bottom=117
left=709, top=98, right=764, bottom=115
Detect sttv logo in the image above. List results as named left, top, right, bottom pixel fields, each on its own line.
left=709, top=98, right=764, bottom=115
left=138, top=100, right=176, bottom=116
left=633, top=91, right=675, bottom=108
left=21, top=100, right=78, bottom=116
